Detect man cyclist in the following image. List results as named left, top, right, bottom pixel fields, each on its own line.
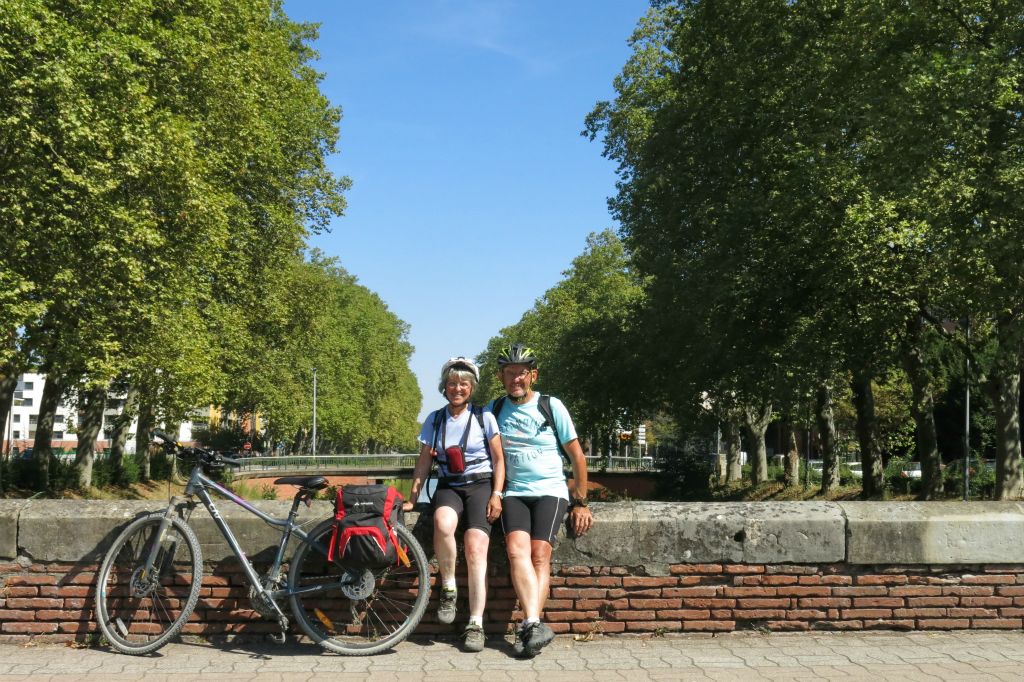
left=489, top=343, right=594, bottom=657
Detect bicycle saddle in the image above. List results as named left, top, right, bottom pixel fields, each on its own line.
left=273, top=476, right=328, bottom=490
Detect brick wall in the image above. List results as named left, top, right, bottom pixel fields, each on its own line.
left=3, top=558, right=1023, bottom=642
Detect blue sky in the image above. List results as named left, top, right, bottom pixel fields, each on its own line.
left=282, top=1, right=650, bottom=421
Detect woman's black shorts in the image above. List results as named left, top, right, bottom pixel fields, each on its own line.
left=500, top=495, right=569, bottom=545
left=434, top=480, right=493, bottom=533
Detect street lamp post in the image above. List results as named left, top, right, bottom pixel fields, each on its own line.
left=963, top=318, right=971, bottom=501
left=311, top=367, right=317, bottom=458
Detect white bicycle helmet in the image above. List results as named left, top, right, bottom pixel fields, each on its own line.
left=438, top=356, right=480, bottom=393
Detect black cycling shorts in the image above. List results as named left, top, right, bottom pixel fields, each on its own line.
left=434, top=479, right=494, bottom=534
left=500, top=495, right=569, bottom=545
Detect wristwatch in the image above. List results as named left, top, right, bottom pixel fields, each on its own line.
left=571, top=497, right=588, bottom=508
left=491, top=490, right=504, bottom=499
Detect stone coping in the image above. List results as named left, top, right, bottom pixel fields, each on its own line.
left=2, top=499, right=1024, bottom=568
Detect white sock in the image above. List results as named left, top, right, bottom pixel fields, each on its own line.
left=468, top=615, right=482, bottom=627
left=443, top=579, right=457, bottom=591
left=522, top=617, right=539, bottom=628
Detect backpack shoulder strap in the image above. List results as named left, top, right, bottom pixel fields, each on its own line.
left=538, top=394, right=569, bottom=463
left=430, top=408, right=445, bottom=452
left=491, top=396, right=506, bottom=421
left=472, top=404, right=491, bottom=457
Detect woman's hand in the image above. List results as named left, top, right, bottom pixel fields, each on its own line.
left=402, top=500, right=415, bottom=512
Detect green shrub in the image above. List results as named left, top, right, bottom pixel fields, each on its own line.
left=655, top=446, right=714, bottom=500
left=943, top=455, right=995, bottom=500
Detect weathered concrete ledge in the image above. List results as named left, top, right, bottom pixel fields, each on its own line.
left=4, top=499, right=1024, bottom=567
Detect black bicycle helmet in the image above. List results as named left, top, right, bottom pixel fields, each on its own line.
left=496, top=342, right=538, bottom=368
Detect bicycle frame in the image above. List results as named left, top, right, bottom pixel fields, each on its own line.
left=146, top=462, right=344, bottom=618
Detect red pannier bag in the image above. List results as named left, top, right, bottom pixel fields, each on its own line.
left=327, top=484, right=407, bottom=568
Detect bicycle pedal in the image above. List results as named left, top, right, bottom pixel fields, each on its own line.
left=268, top=631, right=287, bottom=645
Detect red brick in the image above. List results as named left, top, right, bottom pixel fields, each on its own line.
left=842, top=609, right=893, bottom=619
left=722, top=587, right=777, bottom=597
left=63, top=599, right=88, bottom=609
left=853, top=597, right=904, bottom=608
left=766, top=565, right=819, bottom=575
left=943, top=586, right=994, bottom=596
left=800, top=598, right=851, bottom=608
left=5, top=598, right=62, bottom=609
left=961, top=597, right=1013, bottom=607
left=786, top=609, right=827, bottom=620
left=777, top=587, right=830, bottom=597
left=664, top=587, right=718, bottom=598
left=561, top=566, right=592, bottom=576
left=761, top=575, right=800, bottom=586
left=630, top=598, right=681, bottom=609
left=577, top=599, right=628, bottom=611
left=724, top=565, right=764, bottom=574
left=38, top=586, right=59, bottom=597
left=908, top=597, right=957, bottom=607
left=34, top=610, right=78, bottom=621
left=611, top=588, right=663, bottom=597
left=797, top=576, right=823, bottom=585
left=622, top=577, right=678, bottom=588
left=996, top=586, right=1024, bottom=596
left=895, top=608, right=947, bottom=618
left=832, top=587, right=887, bottom=597
left=2, top=622, right=58, bottom=633
left=949, top=608, right=998, bottom=618
left=738, top=598, right=791, bottom=609
left=4, top=576, right=57, bottom=587
left=58, top=622, right=98, bottom=633
left=545, top=611, right=597, bottom=622
left=970, top=618, right=1023, bottom=629
left=820, top=576, right=853, bottom=585
left=566, top=577, right=621, bottom=587
left=0, top=587, right=37, bottom=597
left=625, top=621, right=682, bottom=632
left=0, top=610, right=35, bottom=621
left=812, top=620, right=864, bottom=630
left=711, top=609, right=734, bottom=619
left=768, top=621, right=809, bottom=631
left=857, top=575, right=908, bottom=586
left=610, top=610, right=655, bottom=620
left=864, top=619, right=915, bottom=630
left=733, top=609, right=786, bottom=619
left=543, top=599, right=573, bottom=609
left=657, top=609, right=711, bottom=620
left=65, top=573, right=96, bottom=586
left=670, top=564, right=723, bottom=574
left=890, top=586, right=943, bottom=597
left=56, top=586, right=91, bottom=598
left=570, top=621, right=626, bottom=633
left=918, top=618, right=971, bottom=629
left=998, top=607, right=1024, bottom=617
left=961, top=575, right=1015, bottom=585
left=682, top=620, right=734, bottom=631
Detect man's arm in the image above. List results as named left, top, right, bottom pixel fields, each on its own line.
left=565, top=438, right=594, bottom=536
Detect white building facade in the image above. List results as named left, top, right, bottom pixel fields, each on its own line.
left=2, top=373, right=196, bottom=455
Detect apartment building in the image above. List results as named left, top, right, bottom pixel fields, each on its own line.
left=1, top=373, right=200, bottom=455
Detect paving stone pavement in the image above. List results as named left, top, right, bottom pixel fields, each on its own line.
left=2, top=630, right=1024, bottom=681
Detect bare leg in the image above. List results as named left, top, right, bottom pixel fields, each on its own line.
left=505, top=530, right=540, bottom=620
left=433, top=506, right=459, bottom=584
left=530, top=539, right=553, bottom=613
left=463, top=528, right=490, bottom=619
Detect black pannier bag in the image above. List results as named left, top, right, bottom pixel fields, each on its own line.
left=327, top=484, right=407, bottom=568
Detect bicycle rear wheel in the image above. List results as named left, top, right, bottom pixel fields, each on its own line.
left=288, top=519, right=430, bottom=655
left=95, top=512, right=203, bottom=655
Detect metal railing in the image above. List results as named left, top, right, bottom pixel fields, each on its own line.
left=230, top=454, right=420, bottom=473
left=225, top=453, right=658, bottom=475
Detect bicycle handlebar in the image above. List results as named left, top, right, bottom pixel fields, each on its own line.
left=151, top=430, right=242, bottom=467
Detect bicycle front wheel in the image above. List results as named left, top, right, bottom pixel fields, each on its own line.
left=288, top=519, right=430, bottom=655
left=95, top=512, right=203, bottom=655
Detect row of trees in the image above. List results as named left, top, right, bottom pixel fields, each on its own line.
left=0, top=0, right=420, bottom=491
left=482, top=1, right=1023, bottom=500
